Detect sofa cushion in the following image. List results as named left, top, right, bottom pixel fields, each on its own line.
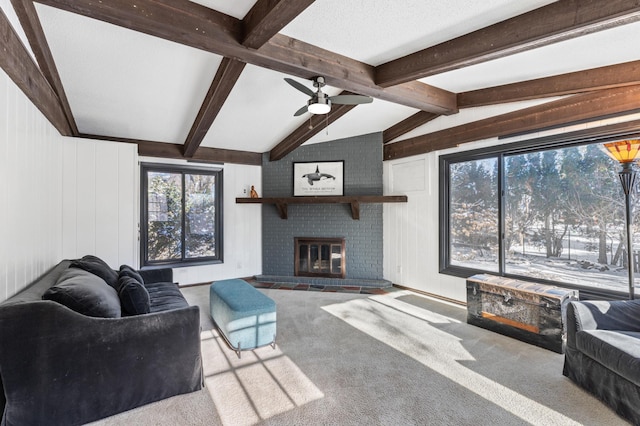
left=576, top=329, right=640, bottom=387
left=119, top=264, right=145, bottom=286
left=43, top=268, right=121, bottom=318
left=118, top=275, right=150, bottom=316
left=144, top=281, right=189, bottom=312
left=70, top=255, right=119, bottom=289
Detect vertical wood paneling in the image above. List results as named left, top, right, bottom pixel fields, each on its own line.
left=95, top=143, right=119, bottom=266
left=384, top=153, right=461, bottom=299
left=61, top=138, right=78, bottom=258
left=0, top=75, right=7, bottom=301
left=0, top=68, right=65, bottom=302
left=61, top=138, right=138, bottom=268
left=6, top=80, right=19, bottom=297
left=118, top=144, right=138, bottom=267
left=75, top=142, right=97, bottom=255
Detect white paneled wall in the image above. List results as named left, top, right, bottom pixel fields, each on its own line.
left=0, top=60, right=263, bottom=300
left=0, top=69, right=64, bottom=302
left=61, top=138, right=138, bottom=268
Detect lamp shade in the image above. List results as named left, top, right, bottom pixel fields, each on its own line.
left=602, top=140, right=640, bottom=163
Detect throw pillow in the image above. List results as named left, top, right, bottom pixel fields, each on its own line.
left=43, top=268, right=121, bottom=318
left=118, top=275, right=151, bottom=316
left=119, top=264, right=145, bottom=286
left=70, top=255, right=119, bottom=289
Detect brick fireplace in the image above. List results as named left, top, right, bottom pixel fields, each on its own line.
left=258, top=133, right=389, bottom=287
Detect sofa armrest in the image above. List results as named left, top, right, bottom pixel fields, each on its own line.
left=0, top=300, right=201, bottom=426
left=139, top=267, right=173, bottom=284
left=566, top=299, right=640, bottom=348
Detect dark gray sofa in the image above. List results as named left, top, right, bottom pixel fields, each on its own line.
left=563, top=299, right=640, bottom=424
left=0, top=258, right=203, bottom=426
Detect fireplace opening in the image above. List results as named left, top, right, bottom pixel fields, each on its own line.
left=295, top=237, right=345, bottom=279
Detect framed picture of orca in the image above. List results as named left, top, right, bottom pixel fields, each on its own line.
left=293, top=161, right=344, bottom=196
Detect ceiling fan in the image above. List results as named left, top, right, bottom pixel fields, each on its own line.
left=285, top=76, right=373, bottom=116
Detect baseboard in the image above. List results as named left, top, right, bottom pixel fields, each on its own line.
left=392, top=284, right=466, bottom=307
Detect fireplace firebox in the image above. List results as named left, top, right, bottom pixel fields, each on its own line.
left=295, top=237, right=345, bottom=279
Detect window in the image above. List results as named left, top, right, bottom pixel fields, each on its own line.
left=440, top=128, right=640, bottom=299
left=141, top=163, right=223, bottom=267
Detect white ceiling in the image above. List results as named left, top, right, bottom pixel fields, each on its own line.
left=4, top=0, right=640, bottom=155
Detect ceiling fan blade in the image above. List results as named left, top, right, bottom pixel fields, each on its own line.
left=294, top=105, right=309, bottom=116
left=329, top=94, right=373, bottom=105
left=285, top=78, right=315, bottom=97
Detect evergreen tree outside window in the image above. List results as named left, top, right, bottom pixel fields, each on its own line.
left=141, top=163, right=223, bottom=267
left=440, top=134, right=639, bottom=299
left=449, top=158, right=499, bottom=272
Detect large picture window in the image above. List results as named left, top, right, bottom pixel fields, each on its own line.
left=440, top=129, right=640, bottom=299
left=141, top=163, right=223, bottom=267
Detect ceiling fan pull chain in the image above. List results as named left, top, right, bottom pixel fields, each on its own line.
left=325, top=113, right=329, bottom=135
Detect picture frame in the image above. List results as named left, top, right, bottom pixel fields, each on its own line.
left=293, top=161, right=344, bottom=196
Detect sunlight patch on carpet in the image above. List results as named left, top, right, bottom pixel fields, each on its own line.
left=322, top=291, right=581, bottom=426
left=200, top=330, right=323, bottom=425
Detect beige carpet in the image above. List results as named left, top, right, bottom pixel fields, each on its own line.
left=89, top=286, right=629, bottom=426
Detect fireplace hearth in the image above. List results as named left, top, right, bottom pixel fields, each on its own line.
left=295, top=237, right=345, bottom=279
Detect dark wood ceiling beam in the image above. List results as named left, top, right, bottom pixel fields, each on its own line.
left=0, top=7, right=71, bottom=135
left=78, top=133, right=262, bottom=165
left=34, top=0, right=457, bottom=114
left=376, top=0, right=640, bottom=88
left=459, top=60, right=640, bottom=108
left=11, top=0, right=78, bottom=135
left=242, top=0, right=315, bottom=49
left=269, top=94, right=358, bottom=161
left=257, top=35, right=456, bottom=114
left=382, top=111, right=440, bottom=144
left=34, top=0, right=244, bottom=53
left=384, top=85, right=640, bottom=161
left=382, top=60, right=640, bottom=146
left=183, top=57, right=246, bottom=158
left=182, top=0, right=314, bottom=159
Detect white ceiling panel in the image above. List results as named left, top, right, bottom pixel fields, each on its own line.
left=304, top=100, right=416, bottom=146
left=396, top=98, right=562, bottom=143
left=281, top=0, right=556, bottom=65
left=188, top=0, right=256, bottom=19
left=36, top=3, right=222, bottom=143
left=422, top=21, right=640, bottom=93
left=201, top=66, right=345, bottom=152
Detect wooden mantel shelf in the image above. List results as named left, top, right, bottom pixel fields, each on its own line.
left=236, top=195, right=408, bottom=220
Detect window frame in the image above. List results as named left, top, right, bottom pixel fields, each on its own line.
left=439, top=121, right=640, bottom=300
left=140, top=162, right=223, bottom=268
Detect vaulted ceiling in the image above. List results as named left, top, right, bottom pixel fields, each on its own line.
left=2, top=0, right=640, bottom=166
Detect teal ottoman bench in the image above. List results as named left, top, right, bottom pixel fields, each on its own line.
left=209, top=279, right=276, bottom=358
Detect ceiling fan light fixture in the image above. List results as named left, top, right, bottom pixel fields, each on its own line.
left=308, top=102, right=331, bottom=114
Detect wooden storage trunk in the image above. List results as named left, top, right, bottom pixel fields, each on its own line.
left=466, top=274, right=578, bottom=353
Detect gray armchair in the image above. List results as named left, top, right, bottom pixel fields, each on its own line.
left=563, top=299, right=640, bottom=424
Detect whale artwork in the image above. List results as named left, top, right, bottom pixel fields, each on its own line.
left=302, top=165, right=335, bottom=185
left=293, top=161, right=344, bottom=196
